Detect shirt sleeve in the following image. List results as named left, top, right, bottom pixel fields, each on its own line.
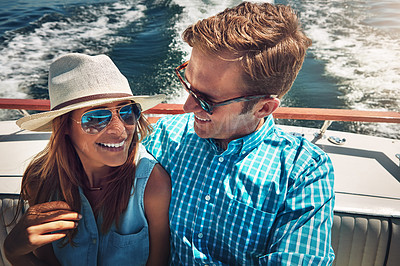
left=260, top=146, right=335, bottom=265
left=142, top=115, right=186, bottom=174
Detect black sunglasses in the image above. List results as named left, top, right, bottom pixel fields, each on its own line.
left=71, top=103, right=141, bottom=134
left=175, top=61, right=277, bottom=114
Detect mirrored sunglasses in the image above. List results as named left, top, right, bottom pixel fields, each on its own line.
left=73, top=103, right=141, bottom=134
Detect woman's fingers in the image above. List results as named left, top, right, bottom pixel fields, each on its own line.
left=27, top=209, right=81, bottom=224
left=25, top=201, right=81, bottom=225
left=23, top=232, right=68, bottom=249
left=30, top=201, right=73, bottom=212
left=28, top=220, right=78, bottom=235
left=3, top=201, right=81, bottom=258
left=25, top=220, right=78, bottom=247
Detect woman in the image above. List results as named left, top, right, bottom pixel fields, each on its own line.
left=3, top=53, right=170, bottom=265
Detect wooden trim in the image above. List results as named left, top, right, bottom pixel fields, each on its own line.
left=1, top=98, right=399, bottom=123
left=273, top=107, right=400, bottom=123
left=0, top=98, right=51, bottom=111
left=143, top=103, right=184, bottom=115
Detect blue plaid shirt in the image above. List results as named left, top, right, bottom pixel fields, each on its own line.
left=143, top=113, right=335, bottom=265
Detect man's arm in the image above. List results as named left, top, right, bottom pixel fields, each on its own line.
left=261, top=151, right=335, bottom=265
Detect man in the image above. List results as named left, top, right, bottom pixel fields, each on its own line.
left=143, top=2, right=335, bottom=265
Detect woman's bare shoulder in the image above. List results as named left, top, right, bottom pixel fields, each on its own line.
left=145, top=164, right=171, bottom=199
left=144, top=164, right=171, bottom=216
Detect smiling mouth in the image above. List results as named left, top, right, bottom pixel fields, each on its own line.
left=97, top=139, right=126, bottom=148
left=194, top=115, right=211, bottom=122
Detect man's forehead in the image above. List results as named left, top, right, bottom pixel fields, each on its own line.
left=187, top=65, right=245, bottom=100
left=188, top=49, right=243, bottom=80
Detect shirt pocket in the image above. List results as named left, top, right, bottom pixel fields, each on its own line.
left=224, top=199, right=276, bottom=262
left=106, top=226, right=149, bottom=265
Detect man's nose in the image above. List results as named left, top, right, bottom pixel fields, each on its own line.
left=183, top=94, right=203, bottom=114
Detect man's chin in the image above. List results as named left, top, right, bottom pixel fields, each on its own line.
left=193, top=124, right=212, bottom=139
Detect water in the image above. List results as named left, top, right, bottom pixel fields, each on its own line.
left=0, top=0, right=399, bottom=139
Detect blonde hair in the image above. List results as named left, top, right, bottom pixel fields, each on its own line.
left=16, top=109, right=152, bottom=244
left=182, top=2, right=312, bottom=99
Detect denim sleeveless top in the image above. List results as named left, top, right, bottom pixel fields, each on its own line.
left=52, top=145, right=157, bottom=266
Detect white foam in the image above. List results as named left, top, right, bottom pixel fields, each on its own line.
left=0, top=2, right=145, bottom=99
left=286, top=0, right=400, bottom=137
left=295, top=0, right=400, bottom=110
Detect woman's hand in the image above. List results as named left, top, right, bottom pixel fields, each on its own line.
left=4, top=201, right=81, bottom=265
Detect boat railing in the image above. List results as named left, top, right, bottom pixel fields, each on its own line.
left=1, top=98, right=400, bottom=136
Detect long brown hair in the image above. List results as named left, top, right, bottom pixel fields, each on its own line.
left=16, top=108, right=152, bottom=244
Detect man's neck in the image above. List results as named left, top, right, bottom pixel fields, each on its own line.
left=215, top=119, right=265, bottom=150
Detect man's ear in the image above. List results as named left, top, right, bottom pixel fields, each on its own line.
left=253, top=98, right=280, bottom=119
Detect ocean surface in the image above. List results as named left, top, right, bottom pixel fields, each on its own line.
left=0, top=0, right=399, bottom=139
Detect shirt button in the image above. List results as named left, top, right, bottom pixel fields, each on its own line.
left=241, top=151, right=246, bottom=155
left=92, top=238, right=97, bottom=244
left=205, top=195, right=211, bottom=201
left=218, top=157, right=224, bottom=162
left=198, top=233, right=203, bottom=238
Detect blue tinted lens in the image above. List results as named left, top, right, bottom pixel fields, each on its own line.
left=81, top=109, right=112, bottom=134
left=119, top=104, right=140, bottom=125
left=188, top=90, right=212, bottom=114
left=198, top=100, right=211, bottom=113
left=79, top=104, right=141, bottom=134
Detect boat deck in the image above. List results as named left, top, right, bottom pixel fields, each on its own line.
left=1, top=119, right=399, bottom=218
left=278, top=124, right=400, bottom=218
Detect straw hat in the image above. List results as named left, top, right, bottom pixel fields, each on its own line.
left=17, top=53, right=165, bottom=132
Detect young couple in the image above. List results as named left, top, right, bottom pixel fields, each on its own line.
left=4, top=2, right=335, bottom=265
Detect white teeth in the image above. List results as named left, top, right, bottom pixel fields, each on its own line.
left=100, top=140, right=125, bottom=148
left=195, top=115, right=211, bottom=122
